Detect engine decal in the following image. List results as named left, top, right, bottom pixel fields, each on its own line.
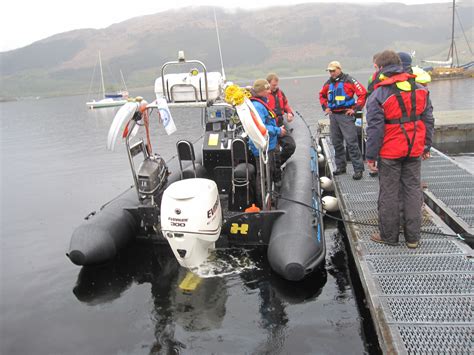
left=207, top=197, right=219, bottom=218
left=230, top=223, right=249, bottom=235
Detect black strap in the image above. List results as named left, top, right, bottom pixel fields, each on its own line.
left=387, top=81, right=418, bottom=158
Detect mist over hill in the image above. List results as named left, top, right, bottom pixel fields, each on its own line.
left=1, top=2, right=473, bottom=98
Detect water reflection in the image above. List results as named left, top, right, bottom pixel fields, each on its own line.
left=326, top=226, right=352, bottom=301
left=73, top=245, right=327, bottom=353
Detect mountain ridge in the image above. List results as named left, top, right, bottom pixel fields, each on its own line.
left=1, top=3, right=473, bottom=97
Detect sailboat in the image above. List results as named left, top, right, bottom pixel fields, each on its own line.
left=86, top=52, right=129, bottom=109
left=422, top=0, right=473, bottom=80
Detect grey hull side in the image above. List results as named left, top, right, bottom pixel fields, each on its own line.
left=67, top=188, right=139, bottom=265
left=67, top=156, right=203, bottom=266
left=268, top=118, right=325, bottom=281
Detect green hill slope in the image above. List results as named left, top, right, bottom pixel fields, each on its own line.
left=1, top=3, right=472, bottom=98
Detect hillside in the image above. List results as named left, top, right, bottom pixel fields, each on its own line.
left=1, top=2, right=473, bottom=98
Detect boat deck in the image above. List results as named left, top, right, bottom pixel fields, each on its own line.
left=321, top=138, right=473, bottom=354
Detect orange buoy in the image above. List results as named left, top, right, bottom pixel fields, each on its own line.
left=245, top=204, right=261, bottom=213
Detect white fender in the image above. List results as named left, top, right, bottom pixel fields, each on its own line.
left=318, top=154, right=325, bottom=165
left=320, top=176, right=334, bottom=192
left=322, top=196, right=339, bottom=212
left=107, top=102, right=139, bottom=151
left=235, top=97, right=268, bottom=151
left=317, top=145, right=322, bottom=153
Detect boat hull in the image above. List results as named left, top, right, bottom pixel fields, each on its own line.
left=86, top=99, right=128, bottom=109
left=67, top=189, right=139, bottom=265
left=69, top=119, right=325, bottom=280
left=268, top=118, right=325, bottom=281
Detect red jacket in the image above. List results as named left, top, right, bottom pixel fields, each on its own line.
left=267, top=88, right=292, bottom=125
left=366, top=66, right=434, bottom=160
left=319, top=73, right=367, bottom=112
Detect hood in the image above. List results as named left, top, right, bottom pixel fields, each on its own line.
left=379, top=64, right=404, bottom=77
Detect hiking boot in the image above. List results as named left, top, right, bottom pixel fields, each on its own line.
left=352, top=171, right=363, bottom=180
left=406, top=241, right=420, bottom=249
left=369, top=171, right=378, bottom=177
left=333, top=168, right=346, bottom=176
left=370, top=233, right=398, bottom=246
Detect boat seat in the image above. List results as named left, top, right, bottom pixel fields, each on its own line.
left=234, top=163, right=255, bottom=180
left=231, top=138, right=254, bottom=207
left=177, top=140, right=205, bottom=179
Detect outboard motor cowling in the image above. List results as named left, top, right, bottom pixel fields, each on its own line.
left=137, top=154, right=168, bottom=201
left=161, top=178, right=222, bottom=268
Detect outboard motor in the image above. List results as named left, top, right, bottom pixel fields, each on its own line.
left=137, top=154, right=168, bottom=203
left=161, top=178, right=222, bottom=268
left=134, top=154, right=168, bottom=229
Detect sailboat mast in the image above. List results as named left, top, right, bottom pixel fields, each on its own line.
left=99, top=51, right=106, bottom=98
left=448, top=0, right=455, bottom=67
left=120, top=70, right=128, bottom=91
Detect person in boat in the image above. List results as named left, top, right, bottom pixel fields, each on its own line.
left=367, top=52, right=382, bottom=97
left=365, top=50, right=434, bottom=249
left=266, top=73, right=296, bottom=182
left=249, top=79, right=287, bottom=204
left=319, top=61, right=367, bottom=180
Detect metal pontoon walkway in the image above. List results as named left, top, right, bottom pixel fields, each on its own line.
left=321, top=138, right=473, bottom=354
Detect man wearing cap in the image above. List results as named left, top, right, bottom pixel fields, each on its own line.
left=249, top=79, right=287, bottom=203
left=319, top=61, right=367, bottom=180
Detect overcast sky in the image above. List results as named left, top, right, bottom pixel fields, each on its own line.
left=0, top=0, right=454, bottom=52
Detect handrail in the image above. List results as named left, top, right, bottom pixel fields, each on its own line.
left=160, top=57, right=210, bottom=105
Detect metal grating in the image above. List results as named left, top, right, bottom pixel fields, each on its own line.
left=375, top=273, right=473, bottom=295
left=383, top=296, right=473, bottom=323
left=421, top=151, right=474, bottom=229
left=397, top=325, right=473, bottom=355
left=362, top=239, right=464, bottom=256
left=367, top=255, right=473, bottom=274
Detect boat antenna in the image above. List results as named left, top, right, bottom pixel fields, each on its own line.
left=213, top=8, right=226, bottom=81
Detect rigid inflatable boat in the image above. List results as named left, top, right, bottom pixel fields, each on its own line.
left=68, top=54, right=325, bottom=281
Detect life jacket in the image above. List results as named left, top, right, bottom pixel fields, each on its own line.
left=249, top=96, right=277, bottom=119
left=367, top=71, right=381, bottom=96
left=375, top=73, right=428, bottom=159
left=327, top=80, right=356, bottom=110
left=267, top=89, right=288, bottom=125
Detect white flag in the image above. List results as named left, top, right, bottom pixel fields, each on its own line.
left=156, top=96, right=177, bottom=135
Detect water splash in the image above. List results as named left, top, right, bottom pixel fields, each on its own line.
left=190, top=248, right=258, bottom=278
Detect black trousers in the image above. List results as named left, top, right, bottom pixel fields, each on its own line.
left=378, top=157, right=422, bottom=244
left=274, top=133, right=296, bottom=181
left=255, top=151, right=276, bottom=207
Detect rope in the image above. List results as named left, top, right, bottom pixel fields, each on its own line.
left=271, top=191, right=472, bottom=241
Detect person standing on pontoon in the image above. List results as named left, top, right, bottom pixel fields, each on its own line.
left=319, top=61, right=367, bottom=180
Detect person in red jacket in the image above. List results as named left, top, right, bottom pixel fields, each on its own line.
left=266, top=73, right=296, bottom=182
left=365, top=50, right=434, bottom=249
left=319, top=61, right=367, bottom=180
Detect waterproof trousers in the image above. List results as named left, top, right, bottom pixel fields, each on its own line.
left=378, top=157, right=422, bottom=244
left=255, top=151, right=276, bottom=208
left=274, top=133, right=296, bottom=181
left=329, top=112, right=364, bottom=172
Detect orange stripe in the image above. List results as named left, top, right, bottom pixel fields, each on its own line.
left=249, top=110, right=267, bottom=136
